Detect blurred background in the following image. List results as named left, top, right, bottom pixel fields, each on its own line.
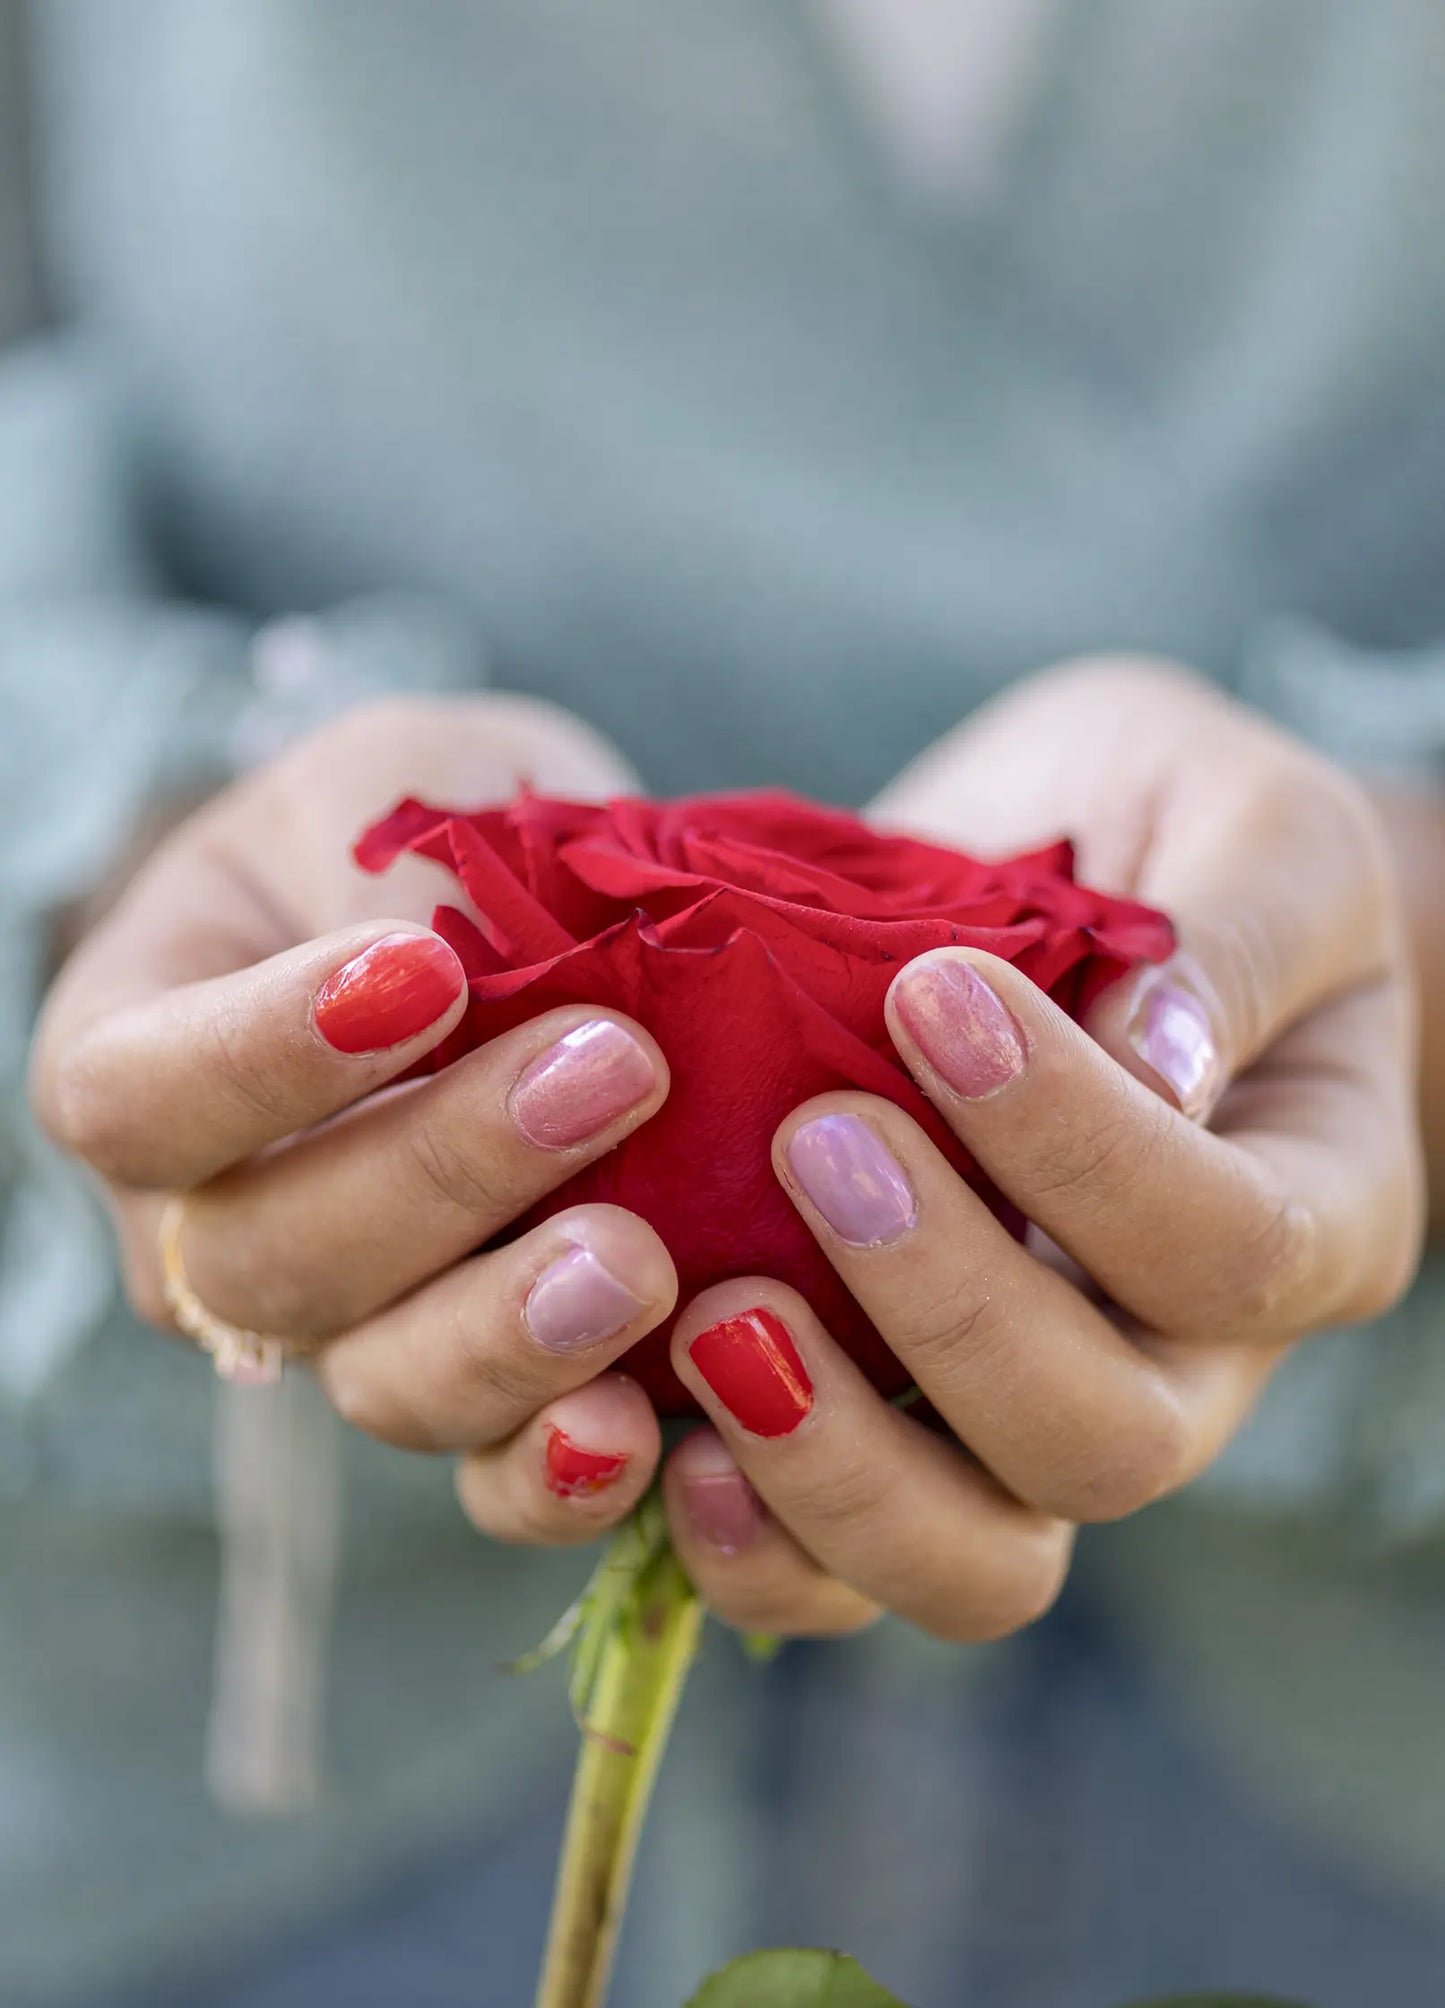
left=3, top=4, right=1445, bottom=2005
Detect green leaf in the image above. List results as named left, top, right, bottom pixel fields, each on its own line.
left=1123, top=1995, right=1314, bottom=2007
left=686, top=1949, right=907, bottom=2006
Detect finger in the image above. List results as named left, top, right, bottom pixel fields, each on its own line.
left=455, top=1375, right=661, bottom=1546
left=670, top=1280, right=1074, bottom=1644
left=1209, top=981, right=1425, bottom=1326
left=887, top=947, right=1355, bottom=1338
left=663, top=1430, right=880, bottom=1638
left=33, top=923, right=469, bottom=1189
left=873, top=665, right=1398, bottom=1119
left=1086, top=737, right=1398, bottom=1117
left=775, top=1093, right=1269, bottom=1520
left=315, top=1204, right=677, bottom=1451
left=174, top=1008, right=667, bottom=1338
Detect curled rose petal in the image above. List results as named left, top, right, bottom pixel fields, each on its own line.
left=356, top=788, right=1173, bottom=1413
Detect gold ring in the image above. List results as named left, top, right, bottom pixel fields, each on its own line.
left=159, top=1199, right=288, bottom=1387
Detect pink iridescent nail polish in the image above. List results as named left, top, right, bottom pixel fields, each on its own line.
left=1126, top=963, right=1224, bottom=1121
left=524, top=1245, right=645, bottom=1354
left=892, top=955, right=1025, bottom=1099
left=786, top=1114, right=917, bottom=1246
left=509, top=1020, right=656, bottom=1150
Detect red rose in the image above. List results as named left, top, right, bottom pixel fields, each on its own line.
left=356, top=790, right=1172, bottom=1413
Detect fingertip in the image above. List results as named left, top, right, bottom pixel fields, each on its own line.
left=1083, top=951, right=1227, bottom=1124
left=669, top=1276, right=817, bottom=1357
left=310, top=925, right=468, bottom=1058
left=664, top=1438, right=881, bottom=1639
left=668, top=1278, right=823, bottom=1438
left=664, top=1428, right=767, bottom=1558
left=540, top=1372, right=661, bottom=1482
left=884, top=947, right=1033, bottom=1106
left=456, top=1373, right=660, bottom=1544
left=506, top=1008, right=671, bottom=1155
left=548, top=1204, right=680, bottom=1320
left=532, top=1374, right=661, bottom=1530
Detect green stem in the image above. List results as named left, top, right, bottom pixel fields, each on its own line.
left=532, top=1513, right=702, bottom=2008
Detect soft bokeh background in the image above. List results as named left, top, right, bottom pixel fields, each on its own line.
left=3, top=5, right=1444, bottom=2005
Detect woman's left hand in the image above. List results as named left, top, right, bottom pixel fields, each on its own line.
left=656, top=658, right=1426, bottom=1641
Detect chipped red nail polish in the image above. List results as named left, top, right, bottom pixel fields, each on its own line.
left=543, top=1426, right=630, bottom=1499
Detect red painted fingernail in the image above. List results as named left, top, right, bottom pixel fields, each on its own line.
left=543, top=1426, right=630, bottom=1500
left=314, top=933, right=464, bottom=1055
left=688, top=1308, right=813, bottom=1438
left=892, top=954, right=1025, bottom=1099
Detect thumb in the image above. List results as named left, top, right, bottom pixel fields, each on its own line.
left=1084, top=759, right=1396, bottom=1123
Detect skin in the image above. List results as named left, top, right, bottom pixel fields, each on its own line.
left=30, top=659, right=1434, bottom=1643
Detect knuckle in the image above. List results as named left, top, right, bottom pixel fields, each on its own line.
left=189, top=1206, right=331, bottom=1337
left=1211, top=1193, right=1319, bottom=1334
left=451, top=1310, right=550, bottom=1420
left=29, top=1026, right=129, bottom=1179
left=1021, top=1104, right=1142, bottom=1217
left=302, top=695, right=451, bottom=769
left=1292, top=752, right=1387, bottom=876
left=1337, top=1183, right=1426, bottom=1326
left=898, top=1279, right=1005, bottom=1382
left=926, top=1528, right=1072, bottom=1645
left=205, top=1009, right=296, bottom=1132
left=1060, top=1384, right=1192, bottom=1523
left=1046, top=654, right=1213, bottom=710
left=794, top=1454, right=897, bottom=1541
left=1254, top=753, right=1395, bottom=949
left=323, top=1361, right=408, bottom=1443
left=406, top=1124, right=513, bottom=1224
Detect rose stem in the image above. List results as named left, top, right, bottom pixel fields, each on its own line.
left=533, top=1535, right=702, bottom=2008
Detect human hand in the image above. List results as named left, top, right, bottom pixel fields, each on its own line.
left=655, top=659, right=1425, bottom=1640
left=32, top=696, right=682, bottom=1540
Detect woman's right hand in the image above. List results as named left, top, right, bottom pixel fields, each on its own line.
left=30, top=695, right=678, bottom=1538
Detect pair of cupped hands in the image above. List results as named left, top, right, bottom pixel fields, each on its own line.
left=32, top=658, right=1424, bottom=1644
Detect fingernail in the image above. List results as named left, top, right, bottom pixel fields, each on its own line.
left=786, top=1114, right=916, bottom=1246
left=688, top=1308, right=813, bottom=1438
left=524, top=1245, right=646, bottom=1354
left=892, top=956, right=1025, bottom=1099
left=314, top=933, right=464, bottom=1054
left=543, top=1426, right=629, bottom=1500
left=682, top=1459, right=765, bottom=1553
left=509, top=1020, right=656, bottom=1150
left=1126, top=966, right=1223, bottom=1122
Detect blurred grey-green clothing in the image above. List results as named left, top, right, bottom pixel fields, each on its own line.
left=2, top=3, right=1444, bottom=2002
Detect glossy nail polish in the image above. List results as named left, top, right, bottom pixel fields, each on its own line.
left=543, top=1426, right=629, bottom=1500
left=314, top=933, right=464, bottom=1054
left=892, top=955, right=1025, bottom=1099
left=786, top=1114, right=916, bottom=1246
left=1126, top=966, right=1223, bottom=1121
left=524, top=1245, right=645, bottom=1354
left=688, top=1308, right=813, bottom=1438
left=509, top=1020, right=656, bottom=1150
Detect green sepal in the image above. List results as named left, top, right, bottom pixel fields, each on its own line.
left=685, top=1950, right=906, bottom=2006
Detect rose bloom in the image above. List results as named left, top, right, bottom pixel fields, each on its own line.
left=357, top=791, right=1172, bottom=1412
